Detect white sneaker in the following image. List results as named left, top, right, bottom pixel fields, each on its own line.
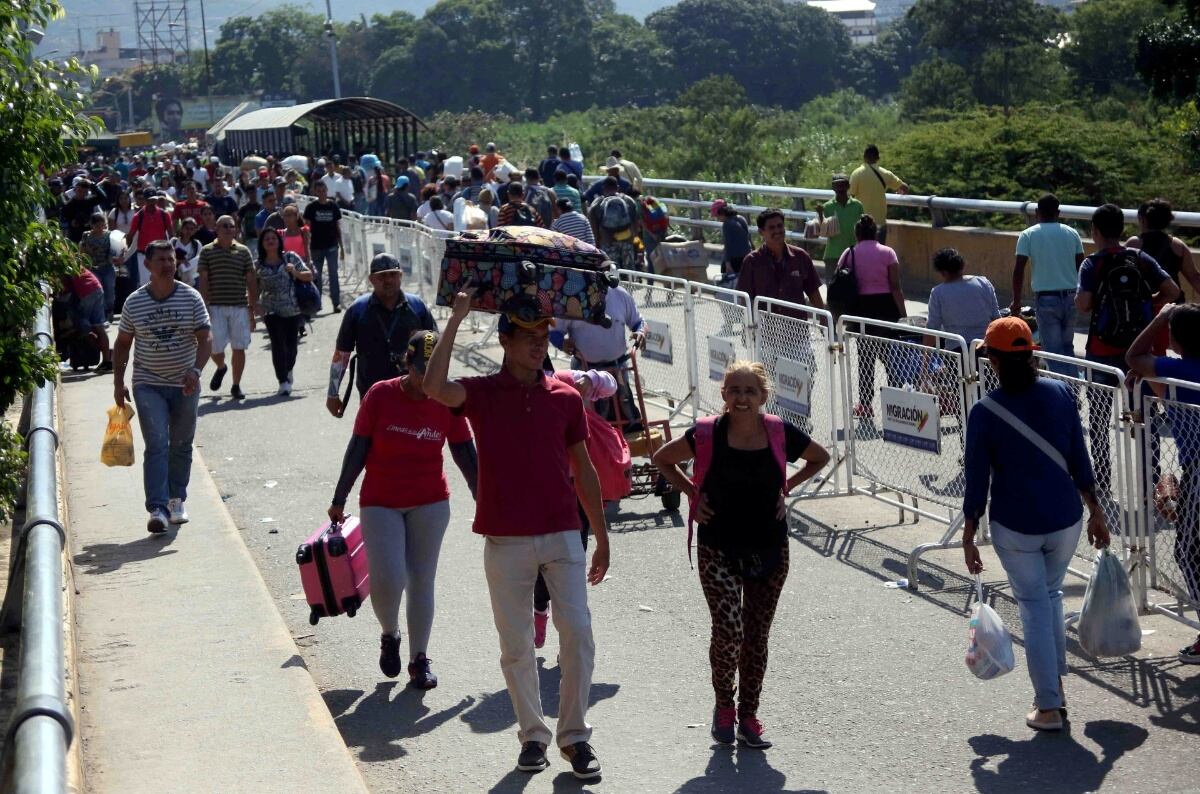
left=147, top=508, right=170, bottom=534
left=286, top=370, right=294, bottom=386
left=282, top=380, right=292, bottom=396
left=167, top=498, right=189, bottom=525
left=277, top=381, right=289, bottom=396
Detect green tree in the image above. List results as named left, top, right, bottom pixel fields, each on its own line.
left=0, top=0, right=97, bottom=519
left=646, top=0, right=853, bottom=108
left=1137, top=1, right=1200, bottom=158
left=898, top=58, right=975, bottom=116
left=208, top=6, right=325, bottom=96
left=1064, top=0, right=1167, bottom=94
left=852, top=12, right=930, bottom=98
left=911, top=0, right=1067, bottom=109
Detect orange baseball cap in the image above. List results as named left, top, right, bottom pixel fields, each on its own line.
left=984, top=317, right=1038, bottom=352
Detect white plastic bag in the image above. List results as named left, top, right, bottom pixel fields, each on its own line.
left=966, top=575, right=1015, bottom=680
left=1077, top=548, right=1142, bottom=658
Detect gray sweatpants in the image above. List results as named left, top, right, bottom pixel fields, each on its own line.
left=359, top=501, right=450, bottom=660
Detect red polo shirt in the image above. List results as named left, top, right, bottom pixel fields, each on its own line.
left=456, top=368, right=588, bottom=536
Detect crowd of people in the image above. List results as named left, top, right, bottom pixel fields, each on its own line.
left=42, top=134, right=1200, bottom=781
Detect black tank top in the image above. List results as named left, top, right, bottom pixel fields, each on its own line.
left=1140, top=230, right=1182, bottom=286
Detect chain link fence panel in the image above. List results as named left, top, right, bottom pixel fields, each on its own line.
left=618, top=270, right=697, bottom=421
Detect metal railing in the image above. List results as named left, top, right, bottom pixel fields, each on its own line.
left=0, top=301, right=73, bottom=793
left=624, top=177, right=1200, bottom=230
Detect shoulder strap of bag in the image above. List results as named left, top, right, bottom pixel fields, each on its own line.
left=869, top=165, right=888, bottom=189
left=341, top=355, right=357, bottom=409
left=977, top=396, right=1068, bottom=474
left=686, top=415, right=721, bottom=568
left=763, top=414, right=788, bottom=476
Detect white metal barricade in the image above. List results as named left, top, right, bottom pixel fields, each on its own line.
left=689, top=282, right=756, bottom=416
left=754, top=297, right=842, bottom=496
left=977, top=352, right=1139, bottom=586
left=1136, top=376, right=1200, bottom=630
left=618, top=270, right=698, bottom=422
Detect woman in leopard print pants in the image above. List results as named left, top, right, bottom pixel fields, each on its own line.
left=655, top=361, right=829, bottom=749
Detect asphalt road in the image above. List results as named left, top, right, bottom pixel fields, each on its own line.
left=190, top=298, right=1200, bottom=794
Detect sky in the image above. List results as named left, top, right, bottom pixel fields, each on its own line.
left=43, top=0, right=672, bottom=57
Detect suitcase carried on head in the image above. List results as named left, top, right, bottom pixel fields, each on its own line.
left=296, top=517, right=371, bottom=625
left=437, top=226, right=613, bottom=327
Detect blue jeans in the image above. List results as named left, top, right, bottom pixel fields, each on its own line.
left=1034, top=292, right=1077, bottom=377
left=991, top=520, right=1081, bottom=710
left=133, top=383, right=200, bottom=513
left=89, top=263, right=116, bottom=319
left=310, top=247, right=341, bottom=308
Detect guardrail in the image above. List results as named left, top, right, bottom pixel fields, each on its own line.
left=0, top=301, right=73, bottom=794
left=626, top=177, right=1200, bottom=230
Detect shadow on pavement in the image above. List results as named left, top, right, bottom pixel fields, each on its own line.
left=197, top=393, right=294, bottom=416
left=788, top=510, right=1200, bottom=736
left=673, top=745, right=828, bottom=793
left=967, top=719, right=1148, bottom=793
left=607, top=504, right=683, bottom=534
left=323, top=682, right=475, bottom=763
left=72, top=533, right=178, bottom=575
left=461, top=657, right=620, bottom=735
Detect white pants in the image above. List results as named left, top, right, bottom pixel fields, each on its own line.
left=483, top=530, right=595, bottom=748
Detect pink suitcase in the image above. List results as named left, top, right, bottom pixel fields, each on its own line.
left=296, top=517, right=370, bottom=625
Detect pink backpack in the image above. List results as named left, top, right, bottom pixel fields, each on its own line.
left=687, top=414, right=787, bottom=564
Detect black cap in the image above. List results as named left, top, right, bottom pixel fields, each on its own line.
left=406, top=330, right=439, bottom=373
left=370, top=253, right=402, bottom=275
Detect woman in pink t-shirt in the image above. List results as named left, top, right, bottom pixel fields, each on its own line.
left=837, top=214, right=909, bottom=415
left=280, top=204, right=310, bottom=263
left=327, top=330, right=478, bottom=688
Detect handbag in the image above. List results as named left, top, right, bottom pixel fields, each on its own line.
left=827, top=245, right=859, bottom=317
left=287, top=254, right=321, bottom=317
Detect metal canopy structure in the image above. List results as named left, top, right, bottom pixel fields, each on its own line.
left=221, top=97, right=428, bottom=164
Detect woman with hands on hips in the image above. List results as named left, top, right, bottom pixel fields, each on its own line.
left=962, top=318, right=1109, bottom=733
left=653, top=360, right=829, bottom=751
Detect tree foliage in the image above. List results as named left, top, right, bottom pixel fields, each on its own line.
left=646, top=0, right=852, bottom=107
left=1, top=0, right=96, bottom=517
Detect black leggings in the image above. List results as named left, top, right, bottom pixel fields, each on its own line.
left=264, top=314, right=302, bottom=383
left=534, top=503, right=589, bottom=612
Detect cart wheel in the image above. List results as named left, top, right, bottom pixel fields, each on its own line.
left=346, top=606, right=357, bottom=618
left=661, top=490, right=681, bottom=512
left=309, top=610, right=319, bottom=626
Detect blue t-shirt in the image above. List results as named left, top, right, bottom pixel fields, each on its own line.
left=1154, top=356, right=1200, bottom=467
left=1078, top=247, right=1170, bottom=356
left=964, top=379, right=1095, bottom=534
left=1015, top=221, right=1084, bottom=292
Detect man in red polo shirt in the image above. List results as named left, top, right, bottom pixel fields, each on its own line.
left=424, top=294, right=608, bottom=781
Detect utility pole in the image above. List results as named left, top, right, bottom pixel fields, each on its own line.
left=324, top=0, right=341, bottom=99
left=199, top=0, right=215, bottom=125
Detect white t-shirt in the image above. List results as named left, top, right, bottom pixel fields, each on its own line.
left=191, top=167, right=209, bottom=192
left=322, top=174, right=354, bottom=206
left=423, top=209, right=454, bottom=230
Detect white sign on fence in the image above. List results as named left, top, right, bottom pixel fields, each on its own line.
left=708, top=335, right=736, bottom=381
left=775, top=357, right=812, bottom=417
left=881, top=387, right=940, bottom=454
left=643, top=319, right=673, bottom=364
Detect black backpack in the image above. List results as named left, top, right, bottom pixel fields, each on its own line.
left=1092, top=248, right=1152, bottom=348
left=511, top=203, right=535, bottom=226
left=826, top=246, right=859, bottom=318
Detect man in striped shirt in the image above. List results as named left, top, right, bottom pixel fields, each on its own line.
left=113, top=240, right=212, bottom=533
left=198, top=215, right=257, bottom=399
left=550, top=198, right=595, bottom=245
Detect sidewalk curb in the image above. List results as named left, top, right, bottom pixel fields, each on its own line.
left=56, top=375, right=85, bottom=794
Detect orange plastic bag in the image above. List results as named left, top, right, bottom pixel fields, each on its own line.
left=100, top=404, right=136, bottom=467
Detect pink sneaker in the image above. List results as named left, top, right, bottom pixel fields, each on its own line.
left=534, top=609, right=549, bottom=649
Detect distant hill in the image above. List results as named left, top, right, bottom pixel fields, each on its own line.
left=43, top=0, right=673, bottom=58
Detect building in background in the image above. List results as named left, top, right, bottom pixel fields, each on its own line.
left=808, top=0, right=878, bottom=46
left=79, top=30, right=141, bottom=79
left=873, top=0, right=1086, bottom=29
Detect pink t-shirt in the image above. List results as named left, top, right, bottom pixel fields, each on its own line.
left=838, top=241, right=898, bottom=295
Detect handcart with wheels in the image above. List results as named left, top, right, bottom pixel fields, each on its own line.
left=593, top=347, right=681, bottom=512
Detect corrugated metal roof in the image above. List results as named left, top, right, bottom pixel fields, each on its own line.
left=222, top=97, right=427, bottom=133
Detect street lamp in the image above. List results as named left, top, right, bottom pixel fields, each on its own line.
left=324, top=0, right=341, bottom=99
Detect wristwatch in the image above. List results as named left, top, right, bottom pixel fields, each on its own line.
left=188, top=367, right=202, bottom=378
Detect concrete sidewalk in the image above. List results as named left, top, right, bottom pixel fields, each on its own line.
left=59, top=369, right=367, bottom=794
